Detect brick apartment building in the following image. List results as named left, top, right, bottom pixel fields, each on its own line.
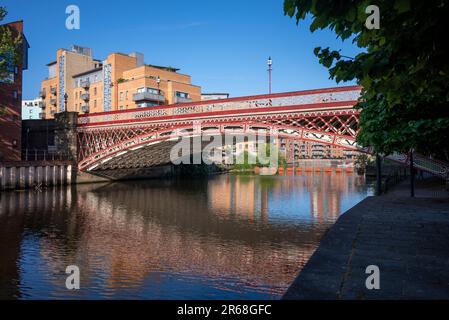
left=39, top=45, right=201, bottom=119
left=278, top=138, right=359, bottom=162
left=0, top=20, right=29, bottom=161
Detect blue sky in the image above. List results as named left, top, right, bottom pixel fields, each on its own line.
left=2, top=0, right=361, bottom=99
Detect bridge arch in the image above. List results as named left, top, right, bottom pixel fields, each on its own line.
left=74, top=86, right=363, bottom=175
left=78, top=121, right=358, bottom=173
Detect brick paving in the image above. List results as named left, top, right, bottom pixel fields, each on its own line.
left=283, top=179, right=449, bottom=299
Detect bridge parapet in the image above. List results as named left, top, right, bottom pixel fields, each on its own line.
left=75, top=86, right=365, bottom=173
left=78, top=86, right=361, bottom=127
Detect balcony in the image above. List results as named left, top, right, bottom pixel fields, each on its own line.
left=81, top=105, right=90, bottom=113
left=175, top=96, right=192, bottom=104
left=81, top=93, right=90, bottom=101
left=40, top=101, right=46, bottom=109
left=81, top=80, right=90, bottom=89
left=39, top=89, right=46, bottom=98
left=39, top=112, right=46, bottom=119
left=50, top=98, right=57, bottom=106
left=50, top=110, right=56, bottom=116
left=133, top=92, right=165, bottom=103
left=50, top=86, right=57, bottom=95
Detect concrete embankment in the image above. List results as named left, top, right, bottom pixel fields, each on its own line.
left=0, top=161, right=75, bottom=191
left=1, top=162, right=225, bottom=191
left=283, top=179, right=449, bottom=299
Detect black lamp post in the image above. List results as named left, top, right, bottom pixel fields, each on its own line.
left=156, top=76, right=161, bottom=105
left=64, top=93, right=68, bottom=112
left=267, top=56, right=272, bottom=95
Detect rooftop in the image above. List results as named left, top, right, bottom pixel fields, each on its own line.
left=146, top=64, right=180, bottom=73
left=72, top=67, right=103, bottom=78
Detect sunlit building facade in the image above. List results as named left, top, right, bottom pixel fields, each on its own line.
left=278, top=138, right=359, bottom=162
left=39, top=45, right=201, bottom=119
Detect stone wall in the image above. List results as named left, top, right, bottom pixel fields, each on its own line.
left=54, top=112, right=78, bottom=161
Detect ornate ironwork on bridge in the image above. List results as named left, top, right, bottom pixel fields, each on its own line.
left=76, top=86, right=362, bottom=172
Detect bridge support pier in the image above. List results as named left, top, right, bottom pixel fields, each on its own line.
left=54, top=112, right=78, bottom=160
left=54, top=112, right=79, bottom=184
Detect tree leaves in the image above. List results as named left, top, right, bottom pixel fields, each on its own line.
left=284, top=0, right=449, bottom=160
left=0, top=7, right=23, bottom=81
left=394, top=0, right=411, bottom=13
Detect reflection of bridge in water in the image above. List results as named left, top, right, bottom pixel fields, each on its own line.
left=208, top=172, right=368, bottom=223
left=0, top=173, right=370, bottom=299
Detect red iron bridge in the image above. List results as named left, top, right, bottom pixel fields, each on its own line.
left=73, top=85, right=448, bottom=179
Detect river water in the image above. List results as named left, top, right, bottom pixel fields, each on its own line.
left=0, top=173, right=373, bottom=300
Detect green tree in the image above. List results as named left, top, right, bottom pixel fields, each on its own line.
left=1, top=7, right=23, bottom=115
left=284, top=0, right=449, bottom=160
left=234, top=150, right=256, bottom=172
left=256, top=143, right=287, bottom=169
left=0, top=7, right=22, bottom=80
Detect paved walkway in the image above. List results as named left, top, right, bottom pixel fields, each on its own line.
left=283, top=179, right=449, bottom=299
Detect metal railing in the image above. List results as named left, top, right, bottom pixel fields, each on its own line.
left=133, top=92, right=165, bottom=103
left=386, top=152, right=449, bottom=179
left=81, top=80, right=90, bottom=89
left=81, top=93, right=90, bottom=101
left=381, top=166, right=408, bottom=194
left=22, top=149, right=70, bottom=162
left=79, top=86, right=362, bottom=126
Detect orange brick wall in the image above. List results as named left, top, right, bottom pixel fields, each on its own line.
left=40, top=50, right=202, bottom=118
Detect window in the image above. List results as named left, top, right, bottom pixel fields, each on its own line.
left=125, top=91, right=128, bottom=100
left=94, top=100, right=97, bottom=108
left=75, top=92, right=78, bottom=99
left=120, top=92, right=123, bottom=101
left=176, top=91, right=189, bottom=98
left=13, top=91, right=18, bottom=99
left=138, top=102, right=157, bottom=108
left=94, top=87, right=97, bottom=96
left=137, top=87, right=158, bottom=94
